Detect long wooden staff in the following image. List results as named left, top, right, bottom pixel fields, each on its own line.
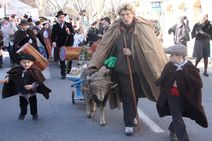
left=123, top=35, right=141, bottom=134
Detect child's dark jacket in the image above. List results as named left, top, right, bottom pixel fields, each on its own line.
left=156, top=61, right=208, bottom=128
left=2, top=65, right=51, bottom=99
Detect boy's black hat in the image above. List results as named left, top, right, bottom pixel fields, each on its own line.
left=18, top=53, right=35, bottom=61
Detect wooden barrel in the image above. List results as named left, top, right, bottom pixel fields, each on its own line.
left=59, top=46, right=94, bottom=61
left=44, top=38, right=52, bottom=58
left=17, top=43, right=48, bottom=71
left=59, top=46, right=82, bottom=61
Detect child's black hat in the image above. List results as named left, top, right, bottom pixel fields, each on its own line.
left=18, top=53, right=35, bottom=61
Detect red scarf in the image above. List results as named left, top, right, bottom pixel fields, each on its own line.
left=170, top=86, right=180, bottom=96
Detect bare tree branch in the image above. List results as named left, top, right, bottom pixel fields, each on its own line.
left=62, top=0, right=69, bottom=9
left=35, top=0, right=41, bottom=7
left=36, top=0, right=120, bottom=19
left=55, top=0, right=62, bottom=10
left=47, top=0, right=58, bottom=12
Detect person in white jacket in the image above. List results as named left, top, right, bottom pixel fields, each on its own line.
left=1, top=17, right=11, bottom=49
left=73, top=27, right=85, bottom=47
left=1, top=16, right=18, bottom=66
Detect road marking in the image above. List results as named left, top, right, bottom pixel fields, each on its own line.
left=137, top=108, right=165, bottom=133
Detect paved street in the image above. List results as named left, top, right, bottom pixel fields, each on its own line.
left=0, top=52, right=212, bottom=141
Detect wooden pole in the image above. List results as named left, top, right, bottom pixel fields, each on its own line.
left=123, top=35, right=141, bottom=134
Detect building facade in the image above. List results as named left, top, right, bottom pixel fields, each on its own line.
left=0, top=0, right=38, bottom=18
left=132, top=0, right=211, bottom=48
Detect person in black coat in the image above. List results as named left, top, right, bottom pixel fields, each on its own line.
left=191, top=14, right=212, bottom=77
left=13, top=20, right=38, bottom=66
left=156, top=44, right=208, bottom=141
left=51, top=11, right=75, bottom=79
left=86, top=21, right=100, bottom=46
left=2, top=53, right=51, bottom=121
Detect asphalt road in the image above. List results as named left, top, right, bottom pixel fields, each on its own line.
left=0, top=54, right=211, bottom=141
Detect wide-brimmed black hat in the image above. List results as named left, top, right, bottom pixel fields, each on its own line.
left=55, top=10, right=67, bottom=18
left=18, top=53, right=35, bottom=61
left=19, top=20, right=29, bottom=25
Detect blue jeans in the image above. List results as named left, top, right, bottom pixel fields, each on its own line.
left=38, top=46, right=47, bottom=58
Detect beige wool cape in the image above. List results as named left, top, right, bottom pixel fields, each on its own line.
left=88, top=17, right=168, bottom=101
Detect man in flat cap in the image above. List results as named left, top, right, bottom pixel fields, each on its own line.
left=156, top=44, right=208, bottom=141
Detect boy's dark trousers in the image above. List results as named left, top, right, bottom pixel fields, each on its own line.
left=19, top=95, right=37, bottom=116
left=168, top=95, right=189, bottom=141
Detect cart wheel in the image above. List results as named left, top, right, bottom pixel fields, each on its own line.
left=72, top=91, right=75, bottom=104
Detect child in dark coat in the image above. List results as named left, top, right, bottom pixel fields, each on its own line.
left=156, top=44, right=208, bottom=141
left=2, top=53, right=51, bottom=120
